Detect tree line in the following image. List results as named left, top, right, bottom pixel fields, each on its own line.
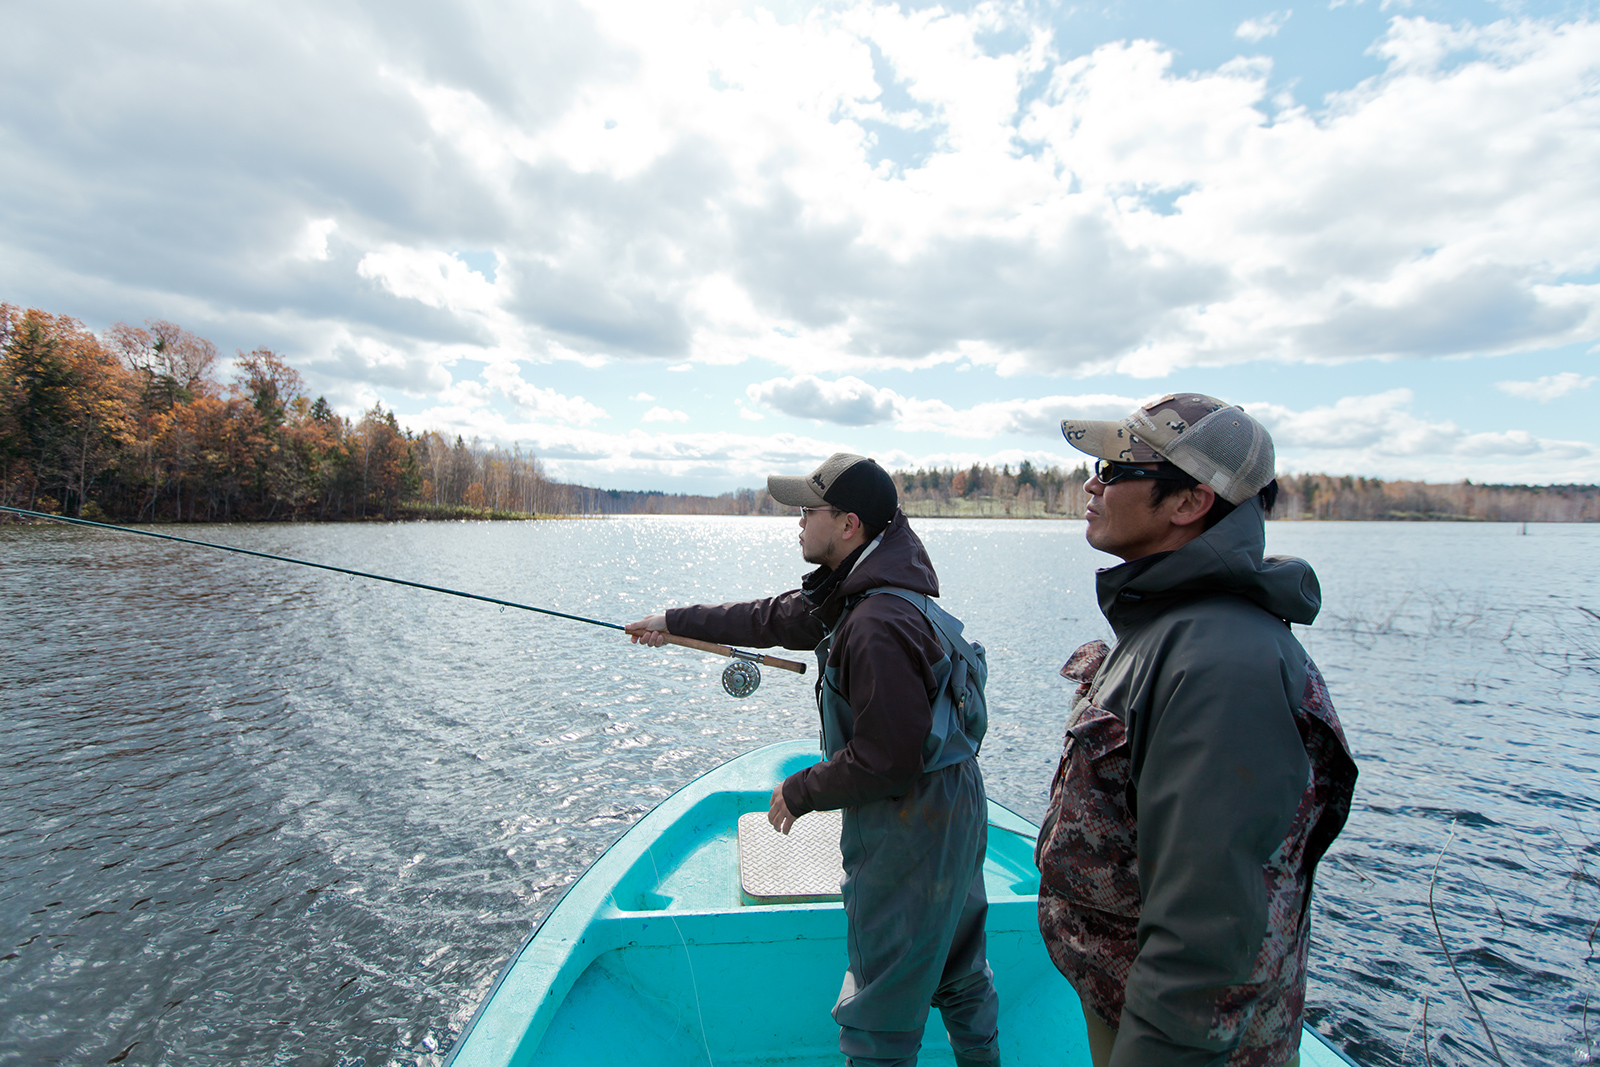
left=892, top=460, right=1090, bottom=518
left=1273, top=472, right=1600, bottom=522
left=4, top=302, right=1596, bottom=524
left=1, top=304, right=542, bottom=522
left=887, top=463, right=1600, bottom=522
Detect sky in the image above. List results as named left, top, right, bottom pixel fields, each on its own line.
left=3, top=0, right=1598, bottom=494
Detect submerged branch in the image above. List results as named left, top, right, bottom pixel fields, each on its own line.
left=1428, top=821, right=1508, bottom=1066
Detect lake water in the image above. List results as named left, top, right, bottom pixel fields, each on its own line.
left=2, top=516, right=1597, bottom=1067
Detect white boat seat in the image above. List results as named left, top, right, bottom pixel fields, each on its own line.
left=737, top=809, right=845, bottom=904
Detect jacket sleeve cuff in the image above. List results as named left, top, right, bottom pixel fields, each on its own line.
left=781, top=773, right=814, bottom=818
left=1108, top=1007, right=1230, bottom=1067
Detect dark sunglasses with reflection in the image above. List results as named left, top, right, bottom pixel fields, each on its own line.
left=1092, top=459, right=1190, bottom=486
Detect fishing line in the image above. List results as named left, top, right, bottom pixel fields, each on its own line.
left=0, top=504, right=806, bottom=695
left=1, top=503, right=622, bottom=629
left=644, top=844, right=718, bottom=1067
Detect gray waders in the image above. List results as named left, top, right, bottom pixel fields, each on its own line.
left=817, top=588, right=999, bottom=1067
left=834, top=758, right=1000, bottom=1067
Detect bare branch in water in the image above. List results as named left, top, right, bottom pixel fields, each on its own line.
left=1464, top=867, right=1509, bottom=935
left=1588, top=916, right=1599, bottom=964
left=1429, top=821, right=1508, bottom=1066
left=1421, top=994, right=1432, bottom=1067
left=1582, top=992, right=1592, bottom=1064
left=1508, top=832, right=1557, bottom=876
left=1331, top=853, right=1375, bottom=889
left=1400, top=994, right=1425, bottom=1065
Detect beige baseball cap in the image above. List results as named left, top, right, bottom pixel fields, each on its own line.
left=1061, top=393, right=1276, bottom=505
left=768, top=453, right=898, bottom=526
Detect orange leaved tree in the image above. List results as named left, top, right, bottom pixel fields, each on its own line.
left=0, top=305, right=137, bottom=516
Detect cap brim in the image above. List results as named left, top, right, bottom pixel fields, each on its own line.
left=1060, top=418, right=1139, bottom=463
left=767, top=473, right=829, bottom=508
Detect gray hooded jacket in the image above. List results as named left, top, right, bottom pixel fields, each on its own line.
left=1036, top=497, right=1357, bottom=1067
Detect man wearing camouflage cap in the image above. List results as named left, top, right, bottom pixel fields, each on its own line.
left=1036, top=395, right=1358, bottom=1067
left=627, top=453, right=1001, bottom=1067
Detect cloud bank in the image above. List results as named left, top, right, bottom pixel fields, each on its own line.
left=2, top=2, right=1597, bottom=487
left=1495, top=372, right=1596, bottom=402
left=4, top=5, right=1596, bottom=386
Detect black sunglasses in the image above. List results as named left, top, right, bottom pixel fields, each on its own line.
left=1092, top=459, right=1187, bottom=486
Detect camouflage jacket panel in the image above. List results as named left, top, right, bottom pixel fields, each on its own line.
left=1035, top=639, right=1139, bottom=1025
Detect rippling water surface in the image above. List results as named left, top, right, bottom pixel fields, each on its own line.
left=2, top=517, right=1597, bottom=1066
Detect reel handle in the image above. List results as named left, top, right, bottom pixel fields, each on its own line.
left=660, top=634, right=808, bottom=675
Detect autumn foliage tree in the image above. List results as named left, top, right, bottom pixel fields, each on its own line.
left=0, top=305, right=137, bottom=516
left=0, top=306, right=433, bottom=521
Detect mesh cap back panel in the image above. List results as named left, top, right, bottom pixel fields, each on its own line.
left=1164, top=408, right=1275, bottom=504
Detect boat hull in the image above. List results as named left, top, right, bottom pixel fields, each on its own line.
left=446, top=740, right=1355, bottom=1067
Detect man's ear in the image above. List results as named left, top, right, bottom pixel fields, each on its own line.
left=1169, top=484, right=1216, bottom=528
left=841, top=511, right=864, bottom=541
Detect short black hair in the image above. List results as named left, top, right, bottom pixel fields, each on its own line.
left=1148, top=463, right=1278, bottom=530
left=857, top=515, right=888, bottom=544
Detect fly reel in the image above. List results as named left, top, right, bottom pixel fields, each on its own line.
left=721, top=658, right=762, bottom=698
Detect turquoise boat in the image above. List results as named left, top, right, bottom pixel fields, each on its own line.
left=444, top=740, right=1356, bottom=1067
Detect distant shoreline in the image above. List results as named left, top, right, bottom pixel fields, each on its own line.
left=6, top=509, right=1595, bottom=527
left=8, top=304, right=1598, bottom=527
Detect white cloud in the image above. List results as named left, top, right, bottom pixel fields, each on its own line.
left=481, top=361, right=607, bottom=425
left=1494, top=371, right=1596, bottom=402
left=630, top=392, right=656, bottom=402
left=358, top=247, right=500, bottom=313
left=1252, top=389, right=1600, bottom=480
left=895, top=394, right=1145, bottom=438
left=747, top=374, right=1148, bottom=437
left=294, top=218, right=338, bottom=262
left=1237, top=11, right=1293, bottom=41
left=641, top=406, right=690, bottom=422
left=748, top=375, right=904, bottom=425
left=6, top=4, right=1599, bottom=381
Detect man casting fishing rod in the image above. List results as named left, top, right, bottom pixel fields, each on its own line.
left=625, top=454, right=1001, bottom=1067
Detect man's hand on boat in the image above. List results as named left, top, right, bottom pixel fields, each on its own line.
left=624, top=615, right=669, bottom=647
left=768, top=786, right=797, bottom=835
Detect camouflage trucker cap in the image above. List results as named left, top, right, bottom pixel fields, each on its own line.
left=1060, top=394, right=1276, bottom=505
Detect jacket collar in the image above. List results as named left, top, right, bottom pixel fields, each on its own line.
left=1095, top=496, right=1321, bottom=638
left=802, top=509, right=939, bottom=629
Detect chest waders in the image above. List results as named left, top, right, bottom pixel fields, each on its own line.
left=813, top=586, right=988, bottom=767
left=811, top=588, right=1001, bottom=1067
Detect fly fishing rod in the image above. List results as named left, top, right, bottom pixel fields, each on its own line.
left=0, top=504, right=805, bottom=697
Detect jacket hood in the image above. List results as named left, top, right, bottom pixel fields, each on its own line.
left=804, top=509, right=939, bottom=626
left=1097, top=497, right=1321, bottom=631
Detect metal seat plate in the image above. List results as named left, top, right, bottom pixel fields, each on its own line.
left=737, top=809, right=844, bottom=904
